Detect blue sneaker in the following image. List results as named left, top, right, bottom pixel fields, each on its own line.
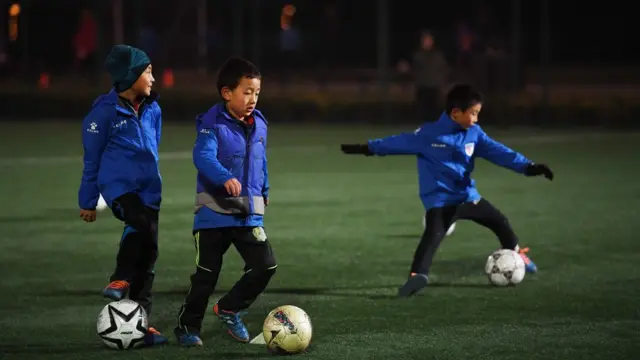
left=143, top=327, right=169, bottom=346
left=213, top=303, right=250, bottom=342
left=174, top=327, right=203, bottom=347
left=102, top=280, right=129, bottom=301
left=518, top=247, right=538, bottom=273
left=398, top=273, right=429, bottom=297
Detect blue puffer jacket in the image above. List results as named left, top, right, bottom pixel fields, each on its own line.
left=192, top=103, right=269, bottom=229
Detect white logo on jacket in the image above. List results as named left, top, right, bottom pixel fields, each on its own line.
left=87, top=122, right=99, bottom=134
left=112, top=119, right=127, bottom=129
left=464, top=143, right=475, bottom=156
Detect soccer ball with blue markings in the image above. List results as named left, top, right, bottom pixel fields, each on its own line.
left=262, top=305, right=312, bottom=354
left=485, top=249, right=526, bottom=286
left=422, top=215, right=456, bottom=237
left=96, top=300, right=148, bottom=350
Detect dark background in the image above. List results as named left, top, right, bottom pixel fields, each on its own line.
left=0, top=0, right=638, bottom=125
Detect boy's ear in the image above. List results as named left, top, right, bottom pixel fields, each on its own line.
left=450, top=108, right=462, bottom=118
left=220, top=87, right=232, bottom=101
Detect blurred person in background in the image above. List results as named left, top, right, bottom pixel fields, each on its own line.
left=73, top=9, right=97, bottom=76
left=398, top=30, right=449, bottom=122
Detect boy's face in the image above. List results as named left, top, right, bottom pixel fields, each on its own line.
left=222, top=76, right=261, bottom=120
left=451, top=103, right=482, bottom=129
left=131, top=65, right=154, bottom=97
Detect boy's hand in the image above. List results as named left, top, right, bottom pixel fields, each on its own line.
left=224, top=178, right=242, bottom=196
left=264, top=197, right=269, bottom=206
left=340, top=144, right=374, bottom=156
left=80, top=209, right=97, bottom=222
left=525, top=163, right=554, bottom=180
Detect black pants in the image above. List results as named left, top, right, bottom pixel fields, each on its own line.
left=110, top=193, right=159, bottom=317
left=177, top=227, right=277, bottom=333
left=412, top=198, right=518, bottom=275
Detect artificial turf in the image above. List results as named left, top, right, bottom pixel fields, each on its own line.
left=0, top=121, right=638, bottom=360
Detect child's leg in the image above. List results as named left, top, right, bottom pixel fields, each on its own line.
left=399, top=205, right=457, bottom=297
left=105, top=193, right=157, bottom=300
left=176, top=228, right=232, bottom=335
left=216, top=226, right=277, bottom=313
left=454, top=198, right=518, bottom=250
left=454, top=198, right=537, bottom=272
left=128, top=208, right=159, bottom=317
left=210, top=226, right=276, bottom=342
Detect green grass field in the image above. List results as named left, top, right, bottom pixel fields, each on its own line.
left=1, top=122, right=639, bottom=360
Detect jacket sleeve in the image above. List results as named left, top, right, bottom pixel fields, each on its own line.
left=262, top=153, right=269, bottom=198
left=367, top=128, right=426, bottom=156
left=193, top=128, right=235, bottom=186
left=155, top=106, right=162, bottom=146
left=78, top=107, right=111, bottom=209
left=476, top=130, right=531, bottom=174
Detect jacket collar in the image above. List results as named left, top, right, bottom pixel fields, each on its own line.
left=436, top=112, right=466, bottom=132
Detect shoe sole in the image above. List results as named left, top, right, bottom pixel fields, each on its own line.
left=398, top=274, right=429, bottom=297
left=226, top=329, right=250, bottom=343
left=103, top=291, right=125, bottom=301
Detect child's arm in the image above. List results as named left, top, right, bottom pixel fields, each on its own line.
left=475, top=129, right=531, bottom=174
left=78, top=107, right=111, bottom=210
left=262, top=153, right=269, bottom=203
left=155, top=106, right=162, bottom=146
left=342, top=128, right=426, bottom=156
left=193, top=128, right=235, bottom=186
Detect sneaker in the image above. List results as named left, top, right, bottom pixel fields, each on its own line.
left=398, top=273, right=429, bottom=297
left=102, top=280, right=130, bottom=301
left=213, top=303, right=250, bottom=342
left=518, top=247, right=538, bottom=273
left=144, top=327, right=168, bottom=346
left=174, top=327, right=203, bottom=347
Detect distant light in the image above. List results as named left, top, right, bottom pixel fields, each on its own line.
left=9, top=3, right=21, bottom=17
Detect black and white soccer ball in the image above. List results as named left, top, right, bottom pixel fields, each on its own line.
left=96, top=299, right=148, bottom=350
left=422, top=215, right=456, bottom=236
left=484, top=249, right=526, bottom=286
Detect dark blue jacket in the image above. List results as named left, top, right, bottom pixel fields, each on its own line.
left=78, top=89, right=162, bottom=210
left=193, top=103, right=269, bottom=229
left=368, top=112, right=531, bottom=210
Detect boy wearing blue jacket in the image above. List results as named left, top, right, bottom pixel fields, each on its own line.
left=341, top=84, right=554, bottom=297
left=174, top=57, right=276, bottom=346
left=78, top=45, right=167, bottom=345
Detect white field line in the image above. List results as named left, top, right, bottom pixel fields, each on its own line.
left=0, top=132, right=636, bottom=167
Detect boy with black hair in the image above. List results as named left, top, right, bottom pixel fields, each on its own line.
left=78, top=44, right=167, bottom=345
left=174, top=57, right=276, bottom=346
left=341, top=84, right=554, bottom=297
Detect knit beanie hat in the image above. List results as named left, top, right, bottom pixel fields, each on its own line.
left=104, top=44, right=151, bottom=92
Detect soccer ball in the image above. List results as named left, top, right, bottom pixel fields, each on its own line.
left=96, top=194, right=108, bottom=212
left=422, top=215, right=456, bottom=236
left=484, top=249, right=526, bottom=286
left=263, top=305, right=312, bottom=354
left=96, top=299, right=148, bottom=350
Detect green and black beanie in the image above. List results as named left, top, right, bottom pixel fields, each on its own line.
left=104, top=44, right=151, bottom=92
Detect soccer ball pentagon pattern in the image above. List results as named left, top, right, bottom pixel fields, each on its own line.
left=263, top=305, right=312, bottom=354
left=422, top=215, right=456, bottom=236
left=96, top=299, right=148, bottom=350
left=485, top=249, right=526, bottom=286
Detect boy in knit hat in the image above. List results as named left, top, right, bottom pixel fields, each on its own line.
left=78, top=44, right=167, bottom=345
